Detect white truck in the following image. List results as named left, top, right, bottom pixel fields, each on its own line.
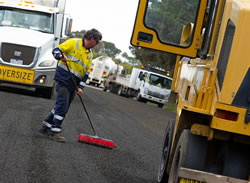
left=0, top=0, right=72, bottom=98
left=87, top=56, right=123, bottom=87
left=103, top=67, right=172, bottom=108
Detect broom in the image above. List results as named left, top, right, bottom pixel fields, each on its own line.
left=63, top=58, right=116, bottom=149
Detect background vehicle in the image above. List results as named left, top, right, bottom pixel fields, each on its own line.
left=103, top=67, right=172, bottom=108
left=131, top=0, right=250, bottom=182
left=87, top=56, right=123, bottom=87
left=0, top=0, right=72, bottom=98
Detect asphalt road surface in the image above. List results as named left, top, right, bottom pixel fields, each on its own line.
left=0, top=84, right=176, bottom=183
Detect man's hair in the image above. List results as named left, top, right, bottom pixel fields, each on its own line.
left=84, top=29, right=102, bottom=43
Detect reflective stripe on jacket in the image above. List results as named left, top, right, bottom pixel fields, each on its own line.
left=53, top=38, right=92, bottom=91
left=57, top=38, right=93, bottom=79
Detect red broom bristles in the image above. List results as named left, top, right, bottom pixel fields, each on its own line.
left=78, top=134, right=117, bottom=149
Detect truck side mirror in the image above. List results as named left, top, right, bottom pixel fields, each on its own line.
left=139, top=74, right=145, bottom=81
left=65, top=17, right=73, bottom=36
left=55, top=14, right=63, bottom=39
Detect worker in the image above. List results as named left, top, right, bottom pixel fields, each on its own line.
left=39, top=28, right=102, bottom=143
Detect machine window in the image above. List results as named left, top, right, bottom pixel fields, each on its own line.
left=144, top=0, right=200, bottom=46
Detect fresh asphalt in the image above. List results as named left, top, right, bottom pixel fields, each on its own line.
left=0, top=84, right=176, bottom=183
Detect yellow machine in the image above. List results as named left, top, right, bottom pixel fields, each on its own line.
left=131, top=0, right=250, bottom=182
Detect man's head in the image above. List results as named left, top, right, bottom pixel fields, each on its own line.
left=84, top=28, right=102, bottom=49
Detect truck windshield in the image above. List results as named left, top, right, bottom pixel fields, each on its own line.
left=148, top=74, right=172, bottom=89
left=0, top=8, right=53, bottom=34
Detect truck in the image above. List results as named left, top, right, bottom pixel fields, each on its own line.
left=131, top=0, right=250, bottom=182
left=0, top=0, right=72, bottom=98
left=87, top=55, right=123, bottom=87
left=103, top=67, right=172, bottom=108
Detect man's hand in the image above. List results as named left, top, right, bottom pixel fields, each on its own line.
left=60, top=55, right=68, bottom=63
left=76, top=88, right=83, bottom=96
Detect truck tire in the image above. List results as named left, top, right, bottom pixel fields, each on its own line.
left=36, top=83, right=55, bottom=99
left=109, top=83, right=115, bottom=93
left=158, top=103, right=164, bottom=108
left=158, top=120, right=175, bottom=183
left=168, top=130, right=207, bottom=182
left=222, top=143, right=249, bottom=180
left=117, top=86, right=123, bottom=96
left=103, top=81, right=108, bottom=91
left=136, top=91, right=142, bottom=101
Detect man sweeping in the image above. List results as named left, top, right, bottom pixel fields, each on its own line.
left=39, top=28, right=102, bottom=143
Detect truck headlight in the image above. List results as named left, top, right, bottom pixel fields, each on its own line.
left=144, top=88, right=149, bottom=94
left=39, top=60, right=56, bottom=67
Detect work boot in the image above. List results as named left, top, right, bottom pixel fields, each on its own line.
left=48, top=132, right=66, bottom=143
left=39, top=123, right=50, bottom=137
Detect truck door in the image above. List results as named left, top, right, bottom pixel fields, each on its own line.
left=135, top=71, right=144, bottom=89
left=131, top=0, right=208, bottom=58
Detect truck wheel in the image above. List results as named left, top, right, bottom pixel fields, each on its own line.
left=109, top=84, right=115, bottom=93
left=127, top=88, right=132, bottom=97
left=222, top=143, right=249, bottom=180
left=117, top=86, right=123, bottom=96
left=136, top=91, right=142, bottom=101
left=168, top=130, right=207, bottom=182
left=158, top=104, right=164, bottom=108
left=158, top=120, right=175, bottom=183
left=103, top=81, right=108, bottom=91
left=36, top=86, right=54, bottom=99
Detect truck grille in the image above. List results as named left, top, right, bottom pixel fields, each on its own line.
left=148, top=90, right=165, bottom=99
left=1, top=43, right=36, bottom=66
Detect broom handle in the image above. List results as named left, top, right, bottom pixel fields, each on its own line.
left=63, top=59, right=97, bottom=136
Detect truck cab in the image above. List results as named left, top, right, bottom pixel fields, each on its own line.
left=135, top=69, right=172, bottom=108
left=0, top=0, right=72, bottom=98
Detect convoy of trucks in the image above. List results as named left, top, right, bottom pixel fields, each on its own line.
left=0, top=0, right=72, bottom=98
left=103, top=67, right=172, bottom=108
left=131, top=0, right=250, bottom=182
left=87, top=55, right=123, bottom=87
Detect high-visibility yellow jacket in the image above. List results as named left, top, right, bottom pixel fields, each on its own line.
left=53, top=38, right=93, bottom=91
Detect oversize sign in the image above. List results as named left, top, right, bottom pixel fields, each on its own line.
left=0, top=65, right=34, bottom=84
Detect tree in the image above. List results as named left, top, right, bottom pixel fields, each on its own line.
left=103, top=41, right=121, bottom=57
left=129, top=46, right=176, bottom=77
left=121, top=52, right=141, bottom=66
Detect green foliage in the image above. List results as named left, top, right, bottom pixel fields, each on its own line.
left=148, top=102, right=177, bottom=112
left=129, top=46, right=176, bottom=77
left=103, top=41, right=121, bottom=57
left=122, top=52, right=141, bottom=66
left=68, top=30, right=86, bottom=39
left=146, top=0, right=199, bottom=45
left=110, top=57, right=136, bottom=75
left=120, top=62, right=136, bottom=74
left=163, top=103, right=177, bottom=112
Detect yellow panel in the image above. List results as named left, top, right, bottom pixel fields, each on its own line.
left=211, top=117, right=250, bottom=136
left=0, top=65, right=34, bottom=84
left=211, top=103, right=250, bottom=136
left=180, top=178, right=203, bottom=183
left=213, top=0, right=250, bottom=104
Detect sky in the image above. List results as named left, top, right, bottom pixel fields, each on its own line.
left=64, top=0, right=139, bottom=56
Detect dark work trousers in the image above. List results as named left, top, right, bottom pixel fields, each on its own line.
left=45, top=81, right=75, bottom=134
